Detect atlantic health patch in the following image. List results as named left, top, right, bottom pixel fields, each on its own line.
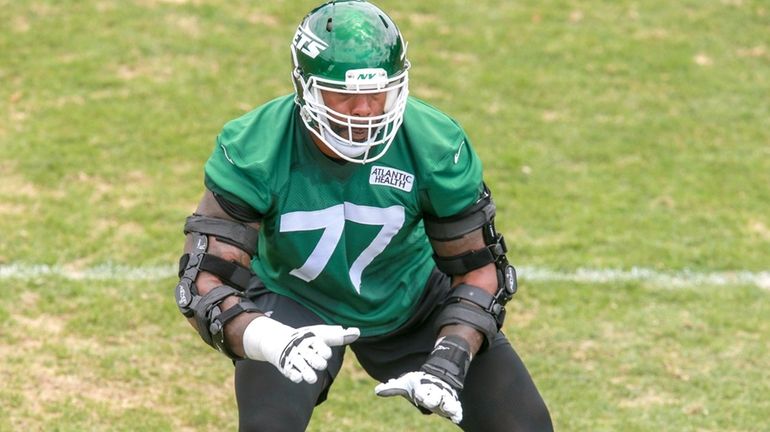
left=369, top=166, right=414, bottom=192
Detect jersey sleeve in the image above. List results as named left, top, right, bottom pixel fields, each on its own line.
left=420, top=131, right=485, bottom=218
left=203, top=121, right=272, bottom=215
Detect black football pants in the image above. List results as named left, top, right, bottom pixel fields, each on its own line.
left=234, top=270, right=553, bottom=431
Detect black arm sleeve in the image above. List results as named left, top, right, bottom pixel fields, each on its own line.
left=212, top=191, right=263, bottom=223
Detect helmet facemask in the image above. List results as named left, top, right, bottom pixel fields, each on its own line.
left=294, top=61, right=409, bottom=163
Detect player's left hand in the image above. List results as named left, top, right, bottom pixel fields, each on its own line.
left=374, top=371, right=463, bottom=424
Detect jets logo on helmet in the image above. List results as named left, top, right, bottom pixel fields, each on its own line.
left=290, top=0, right=410, bottom=164
left=292, top=25, right=328, bottom=59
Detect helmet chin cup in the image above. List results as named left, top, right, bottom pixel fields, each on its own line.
left=321, top=129, right=371, bottom=159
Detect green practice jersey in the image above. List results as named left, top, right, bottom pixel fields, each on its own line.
left=204, top=95, right=483, bottom=336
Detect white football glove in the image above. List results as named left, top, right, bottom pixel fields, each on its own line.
left=375, top=371, right=463, bottom=424
left=243, top=316, right=360, bottom=384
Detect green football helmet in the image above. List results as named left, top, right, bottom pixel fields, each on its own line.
left=291, top=0, right=410, bottom=164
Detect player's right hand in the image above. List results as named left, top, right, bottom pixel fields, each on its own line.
left=242, top=316, right=360, bottom=384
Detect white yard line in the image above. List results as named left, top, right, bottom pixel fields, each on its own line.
left=1, top=263, right=769, bottom=290
left=0, top=263, right=176, bottom=281
left=518, top=266, right=770, bottom=290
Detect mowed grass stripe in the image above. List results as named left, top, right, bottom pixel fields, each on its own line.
left=2, top=263, right=768, bottom=289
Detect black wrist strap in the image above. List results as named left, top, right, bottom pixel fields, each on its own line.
left=421, top=335, right=472, bottom=391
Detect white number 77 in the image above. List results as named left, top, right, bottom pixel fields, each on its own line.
left=279, top=203, right=405, bottom=294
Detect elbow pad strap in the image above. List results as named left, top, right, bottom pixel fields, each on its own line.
left=195, top=253, right=253, bottom=291
left=424, top=185, right=495, bottom=241
left=194, top=285, right=261, bottom=360
left=435, top=301, right=498, bottom=349
left=432, top=235, right=507, bottom=275
left=184, top=214, right=259, bottom=256
left=177, top=213, right=259, bottom=318
left=175, top=233, right=255, bottom=317
left=436, top=282, right=516, bottom=350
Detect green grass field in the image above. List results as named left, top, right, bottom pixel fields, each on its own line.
left=1, top=0, right=769, bottom=430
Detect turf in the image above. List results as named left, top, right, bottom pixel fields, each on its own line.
left=1, top=0, right=768, bottom=430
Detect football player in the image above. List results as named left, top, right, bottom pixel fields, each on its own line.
left=175, top=1, right=553, bottom=430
